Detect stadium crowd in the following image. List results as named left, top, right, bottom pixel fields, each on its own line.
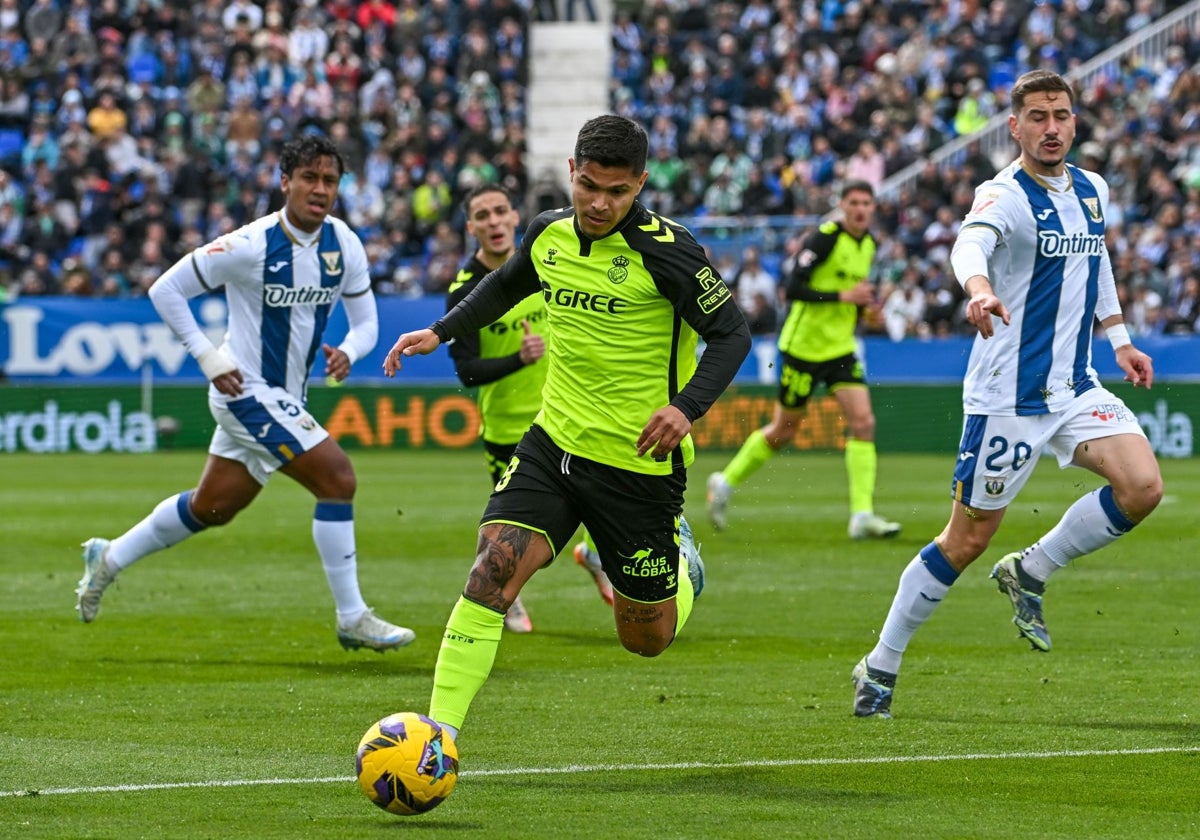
left=0, top=0, right=1198, bottom=339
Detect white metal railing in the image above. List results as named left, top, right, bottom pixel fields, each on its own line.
left=877, top=0, right=1200, bottom=200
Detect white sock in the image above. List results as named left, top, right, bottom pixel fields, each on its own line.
left=108, top=491, right=207, bottom=570
left=870, top=543, right=959, bottom=674
left=1019, top=486, right=1136, bottom=584
left=313, top=501, right=368, bottom=623
left=579, top=543, right=602, bottom=574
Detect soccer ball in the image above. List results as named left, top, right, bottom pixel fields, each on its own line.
left=355, top=712, right=459, bottom=816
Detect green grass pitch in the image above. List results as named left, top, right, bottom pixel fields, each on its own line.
left=2, top=449, right=1196, bottom=838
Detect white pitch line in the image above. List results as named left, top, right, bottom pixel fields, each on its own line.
left=2, top=745, right=1196, bottom=799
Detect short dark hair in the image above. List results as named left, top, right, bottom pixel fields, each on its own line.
left=574, top=115, right=648, bottom=175
left=841, top=179, right=875, bottom=199
left=461, top=182, right=515, bottom=216
left=280, top=134, right=344, bottom=178
left=1011, top=70, right=1074, bottom=115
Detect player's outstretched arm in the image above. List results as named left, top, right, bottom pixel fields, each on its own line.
left=383, top=329, right=441, bottom=377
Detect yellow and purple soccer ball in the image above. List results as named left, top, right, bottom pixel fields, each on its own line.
left=355, top=712, right=459, bottom=815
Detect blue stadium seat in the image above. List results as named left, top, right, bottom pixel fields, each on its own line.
left=126, top=52, right=163, bottom=86
left=761, top=252, right=783, bottom=279
left=0, top=128, right=24, bottom=168
left=989, top=60, right=1016, bottom=93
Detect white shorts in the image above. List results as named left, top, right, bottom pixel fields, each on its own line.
left=208, top=385, right=329, bottom=485
left=951, top=386, right=1147, bottom=510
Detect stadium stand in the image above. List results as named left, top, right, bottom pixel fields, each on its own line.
left=0, top=0, right=1197, bottom=336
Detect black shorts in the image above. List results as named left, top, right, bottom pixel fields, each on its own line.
left=482, top=424, right=687, bottom=603
left=777, top=351, right=865, bottom=409
left=483, top=440, right=516, bottom=487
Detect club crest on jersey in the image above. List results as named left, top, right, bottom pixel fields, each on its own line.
left=984, top=476, right=1006, bottom=497
left=1082, top=197, right=1103, bottom=222
left=320, top=251, right=342, bottom=275
left=608, top=255, right=630, bottom=284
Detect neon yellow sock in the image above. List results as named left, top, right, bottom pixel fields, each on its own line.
left=845, top=438, right=877, bottom=515
left=723, top=429, right=774, bottom=488
left=428, top=596, right=505, bottom=731
left=674, top=554, right=694, bottom=637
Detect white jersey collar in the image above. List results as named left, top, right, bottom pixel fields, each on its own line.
left=1019, top=159, right=1073, bottom=192
left=277, top=209, right=323, bottom=247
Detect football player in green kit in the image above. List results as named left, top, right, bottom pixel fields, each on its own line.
left=447, top=183, right=614, bottom=634
left=707, top=179, right=902, bottom=540
left=384, top=116, right=751, bottom=745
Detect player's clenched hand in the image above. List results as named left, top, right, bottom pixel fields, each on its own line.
left=1115, top=344, right=1154, bottom=389
left=965, top=292, right=1011, bottom=339
left=841, top=281, right=876, bottom=306
left=383, top=329, right=441, bottom=377
left=636, top=405, right=692, bottom=460
left=518, top=319, right=545, bottom=365
left=322, top=344, right=350, bottom=382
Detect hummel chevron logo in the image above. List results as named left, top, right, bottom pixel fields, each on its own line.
left=267, top=260, right=288, bottom=273
left=638, top=216, right=675, bottom=243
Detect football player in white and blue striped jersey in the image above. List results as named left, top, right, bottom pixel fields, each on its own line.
left=75, top=135, right=414, bottom=653
left=853, top=71, right=1163, bottom=718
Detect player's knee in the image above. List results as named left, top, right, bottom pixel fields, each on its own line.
left=1144, top=476, right=1164, bottom=514
left=764, top=423, right=798, bottom=449
left=941, top=532, right=990, bottom=569
left=463, top=581, right=514, bottom=613
left=847, top=413, right=876, bottom=440
left=328, top=469, right=357, bottom=499
left=460, top=537, right=519, bottom=611
left=190, top=501, right=239, bottom=528
left=1116, top=469, right=1163, bottom=522
left=466, top=553, right=513, bottom=587
left=621, top=636, right=670, bottom=657
left=313, top=462, right=356, bottom=500
left=616, top=623, right=673, bottom=657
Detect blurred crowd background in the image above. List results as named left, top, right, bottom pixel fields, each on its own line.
left=1, top=0, right=1198, bottom=342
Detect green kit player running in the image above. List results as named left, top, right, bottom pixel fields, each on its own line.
left=447, top=183, right=614, bottom=634
left=706, top=179, right=901, bottom=540
left=384, top=115, right=751, bottom=744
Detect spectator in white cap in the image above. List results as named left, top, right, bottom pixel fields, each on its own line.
left=57, top=88, right=87, bottom=132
